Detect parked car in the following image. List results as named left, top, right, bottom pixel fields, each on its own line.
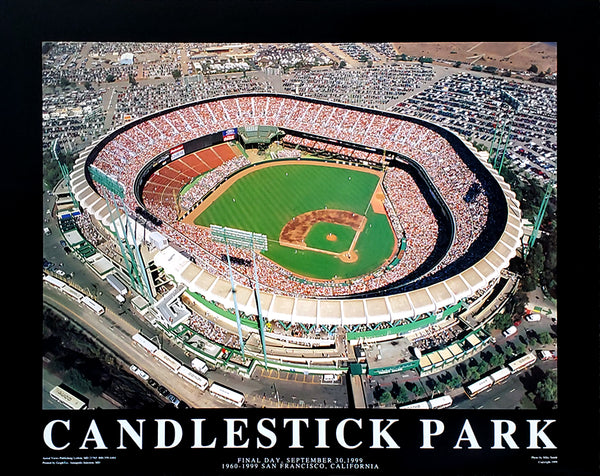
left=157, top=385, right=169, bottom=396
left=129, top=364, right=149, bottom=380
left=167, top=394, right=180, bottom=407
left=524, top=313, right=541, bottom=322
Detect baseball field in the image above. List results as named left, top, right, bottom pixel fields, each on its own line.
left=190, top=160, right=397, bottom=281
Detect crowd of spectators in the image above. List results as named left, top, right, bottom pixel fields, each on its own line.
left=88, top=94, right=497, bottom=300
left=73, top=210, right=105, bottom=248
left=187, top=308, right=241, bottom=350
left=409, top=319, right=463, bottom=353
left=178, top=156, right=250, bottom=211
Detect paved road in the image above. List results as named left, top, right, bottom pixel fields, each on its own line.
left=43, top=285, right=231, bottom=408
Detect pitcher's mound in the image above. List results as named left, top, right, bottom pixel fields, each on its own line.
left=326, top=233, right=338, bottom=242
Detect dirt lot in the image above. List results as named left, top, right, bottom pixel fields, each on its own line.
left=392, top=42, right=557, bottom=73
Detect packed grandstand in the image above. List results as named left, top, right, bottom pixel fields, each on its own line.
left=70, top=93, right=522, bottom=332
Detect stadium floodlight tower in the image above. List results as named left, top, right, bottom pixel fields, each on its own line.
left=523, top=177, right=555, bottom=259
left=210, top=225, right=269, bottom=366
left=51, top=139, right=79, bottom=208
left=489, top=90, right=521, bottom=173
left=88, top=165, right=154, bottom=304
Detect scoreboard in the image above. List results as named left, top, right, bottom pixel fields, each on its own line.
left=223, top=128, right=238, bottom=141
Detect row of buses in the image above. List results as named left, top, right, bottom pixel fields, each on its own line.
left=398, top=395, right=453, bottom=410
left=43, top=273, right=105, bottom=315
left=464, top=352, right=537, bottom=399
left=131, top=332, right=246, bottom=407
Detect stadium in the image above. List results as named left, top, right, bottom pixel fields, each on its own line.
left=69, top=92, right=523, bottom=378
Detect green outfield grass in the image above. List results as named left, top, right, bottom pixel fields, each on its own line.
left=193, top=161, right=396, bottom=280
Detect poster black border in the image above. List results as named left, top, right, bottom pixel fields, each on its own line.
left=4, top=0, right=598, bottom=474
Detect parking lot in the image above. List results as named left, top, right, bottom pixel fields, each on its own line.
left=393, top=71, right=556, bottom=181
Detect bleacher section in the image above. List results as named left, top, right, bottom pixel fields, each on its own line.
left=142, top=143, right=239, bottom=214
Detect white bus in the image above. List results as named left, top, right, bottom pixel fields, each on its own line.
left=508, top=353, right=536, bottom=374
left=132, top=332, right=159, bottom=354
left=489, top=367, right=511, bottom=385
left=177, top=366, right=209, bottom=391
left=154, top=349, right=181, bottom=373
left=429, top=395, right=453, bottom=409
left=399, top=395, right=453, bottom=409
left=106, top=273, right=128, bottom=296
left=398, top=401, right=430, bottom=410
left=209, top=382, right=245, bottom=407
left=464, top=376, right=494, bottom=399
left=62, top=285, right=85, bottom=303
left=43, top=274, right=66, bottom=289
left=82, top=295, right=105, bottom=315
left=49, top=385, right=88, bottom=410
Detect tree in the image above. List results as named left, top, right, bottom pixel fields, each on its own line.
left=489, top=352, right=506, bottom=368
left=433, top=381, right=446, bottom=395
left=528, top=64, right=538, bottom=74
left=477, top=360, right=489, bottom=376
left=520, top=273, right=537, bottom=292
left=538, top=331, right=554, bottom=345
left=378, top=391, right=392, bottom=404
left=491, top=312, right=513, bottom=331
left=530, top=242, right=546, bottom=281
left=391, top=382, right=409, bottom=403
left=536, top=373, right=557, bottom=404
left=514, top=342, right=527, bottom=355
left=172, top=69, right=182, bottom=80
left=396, top=386, right=409, bottom=403
left=465, top=366, right=480, bottom=383
left=405, top=381, right=424, bottom=397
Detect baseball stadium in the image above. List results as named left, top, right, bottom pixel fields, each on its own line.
left=69, top=93, right=523, bottom=379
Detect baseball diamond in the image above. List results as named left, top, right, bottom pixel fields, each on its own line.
left=189, top=161, right=395, bottom=281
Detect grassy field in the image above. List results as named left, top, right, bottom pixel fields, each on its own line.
left=194, top=161, right=396, bottom=280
